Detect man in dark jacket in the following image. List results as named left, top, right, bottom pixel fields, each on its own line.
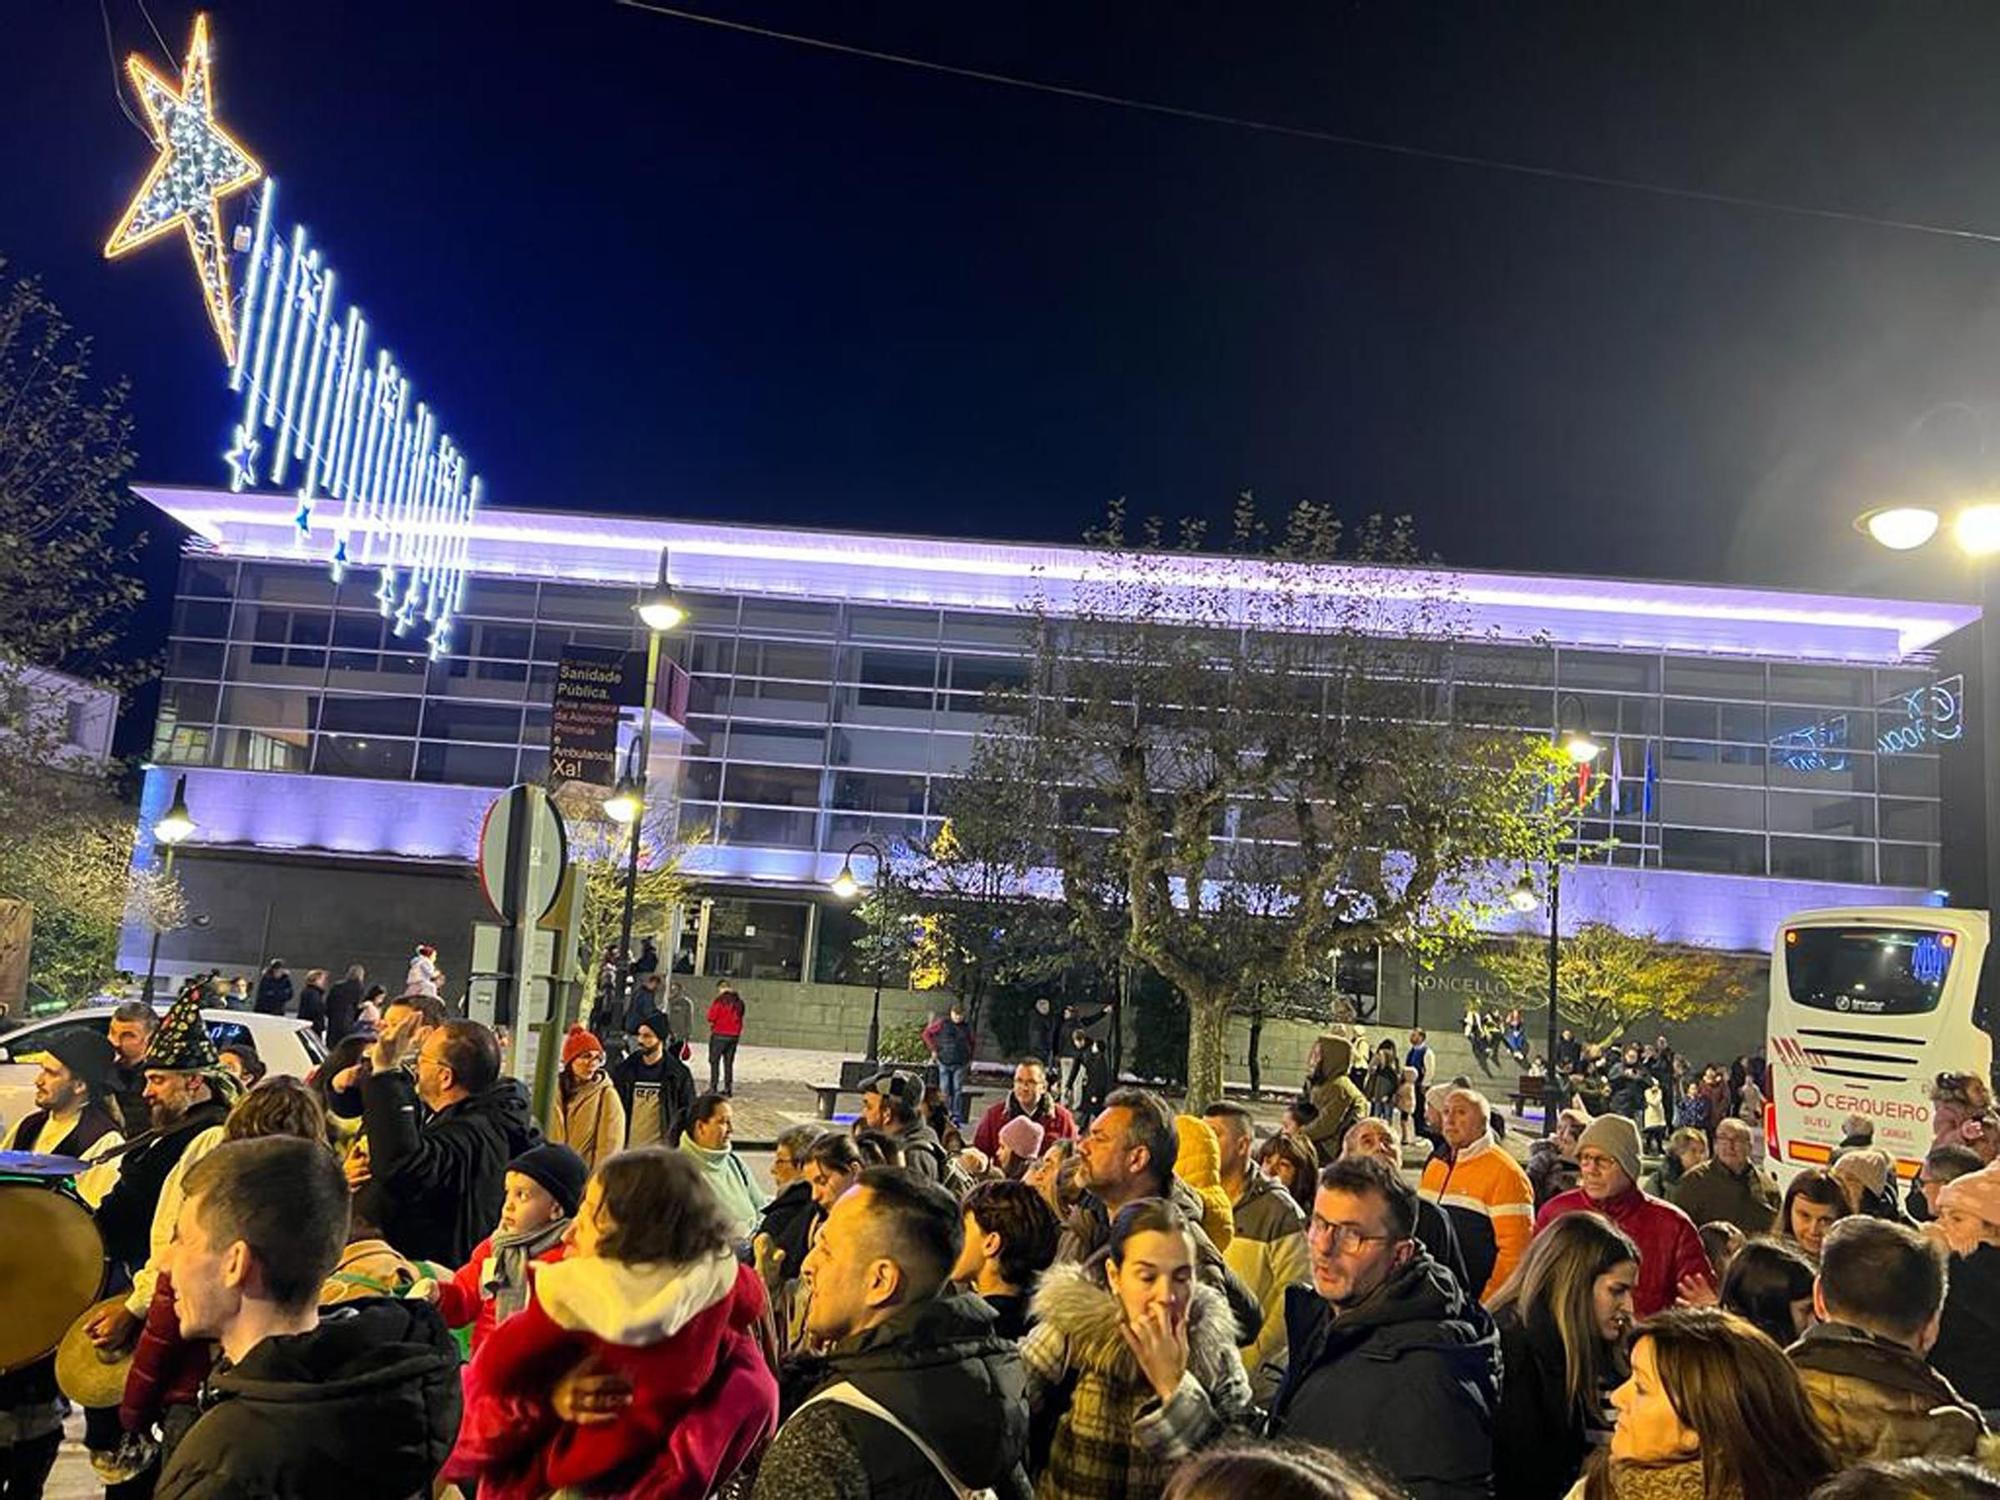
left=923, top=1003, right=977, bottom=1125
left=755, top=1168, right=1031, bottom=1500
left=1056, top=1087, right=1264, bottom=1344
left=359, top=1014, right=541, bottom=1265
left=611, top=1011, right=695, bottom=1148
left=252, top=959, right=294, bottom=1016
left=157, top=1136, right=462, bottom=1499
left=1270, top=1155, right=1499, bottom=1500
left=862, top=1071, right=954, bottom=1187
left=1026, top=998, right=1058, bottom=1070
left=324, top=965, right=367, bottom=1043
left=756, top=1123, right=826, bottom=1282
left=105, top=999, right=160, bottom=1138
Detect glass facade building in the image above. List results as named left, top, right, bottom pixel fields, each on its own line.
left=125, top=486, right=1978, bottom=987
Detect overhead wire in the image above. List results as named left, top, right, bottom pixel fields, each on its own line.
left=617, top=0, right=2000, bottom=249
left=96, top=0, right=153, bottom=140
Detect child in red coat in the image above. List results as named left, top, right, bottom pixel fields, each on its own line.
left=448, top=1147, right=779, bottom=1500
left=416, top=1143, right=587, bottom=1353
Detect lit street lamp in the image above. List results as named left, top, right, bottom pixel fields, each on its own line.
left=142, top=774, right=196, bottom=1004
left=609, top=549, right=685, bottom=1013
left=829, top=839, right=888, bottom=1060
left=1856, top=497, right=2000, bottom=975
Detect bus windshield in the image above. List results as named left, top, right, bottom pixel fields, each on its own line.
left=1783, top=927, right=1954, bottom=1018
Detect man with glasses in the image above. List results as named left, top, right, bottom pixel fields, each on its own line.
left=1269, top=1155, right=1499, bottom=1500
left=1533, top=1112, right=1711, bottom=1317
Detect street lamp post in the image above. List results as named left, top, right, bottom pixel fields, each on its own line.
left=1512, top=694, right=1601, bottom=1134
left=142, top=774, right=196, bottom=1004
left=605, top=549, right=686, bottom=1019
left=829, top=839, right=888, bottom=1061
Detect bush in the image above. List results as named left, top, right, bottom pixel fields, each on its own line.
left=876, top=1021, right=932, bottom=1065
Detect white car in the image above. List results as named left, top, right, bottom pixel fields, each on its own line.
left=0, top=1006, right=325, bottom=1133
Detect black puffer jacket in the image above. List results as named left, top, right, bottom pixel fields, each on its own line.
left=755, top=1292, right=1032, bottom=1500
left=156, top=1298, right=461, bottom=1500
left=361, top=1070, right=541, bottom=1265
left=1269, top=1252, right=1500, bottom=1500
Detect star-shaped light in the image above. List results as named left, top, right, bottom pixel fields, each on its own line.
left=224, top=424, right=260, bottom=490
left=103, top=14, right=263, bottom=363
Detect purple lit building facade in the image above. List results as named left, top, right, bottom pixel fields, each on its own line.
left=121, top=485, right=1977, bottom=1046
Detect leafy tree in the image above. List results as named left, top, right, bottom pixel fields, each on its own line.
left=968, top=494, right=1569, bottom=1108
left=0, top=264, right=156, bottom=998
left=549, top=783, right=690, bottom=985
left=1482, top=921, right=1757, bottom=1049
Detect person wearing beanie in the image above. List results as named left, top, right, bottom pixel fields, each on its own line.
left=1534, top=1111, right=1711, bottom=1317
left=418, top=1142, right=586, bottom=1354
left=611, top=1011, right=695, bottom=1149
left=1173, top=1113, right=1237, bottom=1252
left=996, top=1113, right=1046, bottom=1177
left=1, top=1028, right=124, bottom=1167
left=1831, top=1146, right=1910, bottom=1224
left=552, top=1026, right=626, bottom=1170
left=1931, top=1162, right=2000, bottom=1409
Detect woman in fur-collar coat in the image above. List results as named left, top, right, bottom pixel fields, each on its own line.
left=1021, top=1199, right=1251, bottom=1500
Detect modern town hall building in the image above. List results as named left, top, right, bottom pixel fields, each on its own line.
left=120, top=484, right=1979, bottom=1064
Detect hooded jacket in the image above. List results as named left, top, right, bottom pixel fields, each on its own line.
left=1788, top=1320, right=1989, bottom=1465
left=1535, top=1182, right=1711, bottom=1319
left=452, top=1252, right=777, bottom=1500
left=1301, top=1035, right=1368, bottom=1160
left=895, top=1120, right=952, bottom=1187
left=155, top=1298, right=461, bottom=1500
left=754, top=1291, right=1032, bottom=1500
left=1269, top=1252, right=1500, bottom=1500
left=1021, top=1260, right=1252, bottom=1500
left=1220, top=1168, right=1311, bottom=1397
left=361, top=1070, right=542, bottom=1266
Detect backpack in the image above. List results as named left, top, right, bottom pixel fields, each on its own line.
left=914, top=1136, right=976, bottom=1199
left=800, top=1381, right=998, bottom=1500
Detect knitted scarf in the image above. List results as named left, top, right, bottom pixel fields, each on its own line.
left=1597, top=1458, right=1737, bottom=1500
left=482, top=1217, right=569, bottom=1327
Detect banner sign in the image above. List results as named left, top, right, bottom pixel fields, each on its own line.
left=550, top=648, right=630, bottom=787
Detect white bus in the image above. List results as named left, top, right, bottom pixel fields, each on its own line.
left=1766, top=905, right=1990, bottom=1185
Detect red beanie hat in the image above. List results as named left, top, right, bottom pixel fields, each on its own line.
left=562, top=1025, right=605, bottom=1064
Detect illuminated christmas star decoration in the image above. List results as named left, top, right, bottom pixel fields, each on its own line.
left=225, top=179, right=481, bottom=658
left=103, top=14, right=263, bottom=362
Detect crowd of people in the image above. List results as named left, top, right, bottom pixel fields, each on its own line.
left=9, top=986, right=2000, bottom=1500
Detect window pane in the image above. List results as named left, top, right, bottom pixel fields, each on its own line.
left=216, top=726, right=309, bottom=772
left=458, top=578, right=541, bottom=618
left=172, top=599, right=232, bottom=638
left=1770, top=752, right=1873, bottom=794
left=677, top=634, right=737, bottom=676
left=1558, top=650, right=1656, bottom=693
left=168, top=640, right=225, bottom=679
left=833, top=728, right=930, bottom=771
left=703, top=898, right=809, bottom=980
left=727, top=723, right=827, bottom=766
left=738, top=641, right=834, bottom=680
left=717, top=805, right=818, bottom=848
left=539, top=582, right=641, bottom=626
left=831, top=771, right=927, bottom=813
left=1880, top=843, right=1939, bottom=887
left=1664, top=701, right=1719, bottom=739
left=850, top=605, right=940, bottom=643
left=740, top=599, right=837, bottom=637
left=180, top=558, right=237, bottom=598
left=838, top=685, right=934, bottom=724
left=240, top=565, right=337, bottom=604
left=427, top=655, right=530, bottom=699
left=416, top=742, right=518, bottom=785
left=422, top=701, right=524, bottom=744
left=679, top=760, right=723, bottom=800
left=1664, top=659, right=1766, bottom=700
left=1662, top=827, right=1765, bottom=875
left=1880, top=799, right=1940, bottom=842
left=1770, top=664, right=1871, bottom=707
left=1659, top=782, right=1764, bottom=830
left=160, top=681, right=219, bottom=725
left=846, top=648, right=938, bottom=690
left=724, top=764, right=821, bottom=807
left=943, top=655, right=1030, bottom=696
left=1767, top=790, right=1874, bottom=838
left=153, top=724, right=214, bottom=764
left=314, top=734, right=415, bottom=780
left=453, top=621, right=533, bottom=660
left=319, top=695, right=422, bottom=736
left=219, top=686, right=319, bottom=731
left=1879, top=754, right=1940, bottom=798
left=1770, top=836, right=1872, bottom=883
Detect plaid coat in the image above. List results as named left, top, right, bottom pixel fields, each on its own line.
left=1022, top=1260, right=1251, bottom=1500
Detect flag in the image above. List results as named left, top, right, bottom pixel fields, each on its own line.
left=1610, top=737, right=1625, bottom=813
left=1642, top=740, right=1659, bottom=819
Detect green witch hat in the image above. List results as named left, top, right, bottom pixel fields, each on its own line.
left=143, top=990, right=218, bottom=1072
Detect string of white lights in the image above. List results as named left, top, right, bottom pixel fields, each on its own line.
left=226, top=177, right=480, bottom=659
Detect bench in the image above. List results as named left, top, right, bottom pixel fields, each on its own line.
left=810, top=1081, right=993, bottom=1122
left=1509, top=1074, right=1549, bottom=1123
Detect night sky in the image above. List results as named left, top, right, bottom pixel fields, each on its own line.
left=11, top=2, right=2000, bottom=606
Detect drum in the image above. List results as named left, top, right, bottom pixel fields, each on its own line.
left=0, top=1155, right=106, bottom=1374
